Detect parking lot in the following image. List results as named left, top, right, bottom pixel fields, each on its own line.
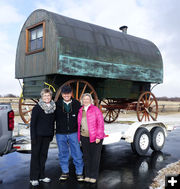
left=0, top=113, right=180, bottom=189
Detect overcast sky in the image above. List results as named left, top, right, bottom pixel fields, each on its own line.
left=0, top=0, right=180, bottom=97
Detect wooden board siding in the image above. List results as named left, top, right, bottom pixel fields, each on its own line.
left=15, top=10, right=57, bottom=79
left=23, top=76, right=47, bottom=98
left=95, top=79, right=150, bottom=100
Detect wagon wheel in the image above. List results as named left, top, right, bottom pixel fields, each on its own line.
left=54, top=80, right=98, bottom=106
left=19, top=97, right=38, bottom=124
left=101, top=99, right=120, bottom=123
left=137, top=91, right=158, bottom=122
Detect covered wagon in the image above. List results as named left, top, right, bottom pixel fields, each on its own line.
left=15, top=9, right=163, bottom=124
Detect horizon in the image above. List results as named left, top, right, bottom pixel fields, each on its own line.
left=0, top=0, right=180, bottom=97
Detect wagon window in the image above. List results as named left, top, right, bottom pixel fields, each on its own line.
left=30, top=26, right=43, bottom=51
left=26, top=21, right=45, bottom=54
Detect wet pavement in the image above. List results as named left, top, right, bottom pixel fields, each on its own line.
left=0, top=125, right=180, bottom=189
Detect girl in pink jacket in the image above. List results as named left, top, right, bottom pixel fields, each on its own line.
left=78, top=93, right=105, bottom=183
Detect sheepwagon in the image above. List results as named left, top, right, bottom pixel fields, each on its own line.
left=14, top=9, right=170, bottom=156
left=15, top=9, right=163, bottom=125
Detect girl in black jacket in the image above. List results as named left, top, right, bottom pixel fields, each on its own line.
left=30, top=88, right=56, bottom=186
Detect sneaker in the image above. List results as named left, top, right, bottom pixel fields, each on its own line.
left=89, top=178, right=96, bottom=183
left=30, top=180, right=39, bottom=186
left=59, top=173, right=69, bottom=181
left=84, top=177, right=90, bottom=182
left=39, top=177, right=51, bottom=183
left=76, top=174, right=84, bottom=182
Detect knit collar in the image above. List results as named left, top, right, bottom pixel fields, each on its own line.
left=38, top=98, right=56, bottom=114
left=63, top=99, right=72, bottom=105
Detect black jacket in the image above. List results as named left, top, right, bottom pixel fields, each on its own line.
left=30, top=104, right=55, bottom=140
left=55, top=98, right=81, bottom=134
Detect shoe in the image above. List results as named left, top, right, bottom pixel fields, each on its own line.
left=84, top=177, right=90, bottom=182
left=59, top=173, right=69, bottom=181
left=89, top=178, right=97, bottom=183
left=30, top=180, right=39, bottom=186
left=39, top=177, right=51, bottom=183
left=76, top=174, right=84, bottom=182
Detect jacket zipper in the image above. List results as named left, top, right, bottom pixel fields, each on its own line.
left=67, top=113, right=70, bottom=132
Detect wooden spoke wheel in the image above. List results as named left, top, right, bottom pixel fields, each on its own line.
left=137, top=91, right=158, bottom=122
left=101, top=99, right=120, bottom=123
left=54, top=80, right=98, bottom=106
left=19, top=97, right=38, bottom=124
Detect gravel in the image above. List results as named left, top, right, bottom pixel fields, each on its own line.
left=149, top=160, right=180, bottom=189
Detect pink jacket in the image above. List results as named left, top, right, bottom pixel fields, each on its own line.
left=78, top=104, right=105, bottom=143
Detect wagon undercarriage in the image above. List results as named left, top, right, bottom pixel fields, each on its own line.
left=18, top=79, right=158, bottom=125
left=100, top=91, right=158, bottom=123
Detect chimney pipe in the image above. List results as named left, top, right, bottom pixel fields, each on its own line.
left=119, top=26, right=128, bottom=34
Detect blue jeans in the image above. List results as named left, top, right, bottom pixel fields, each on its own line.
left=56, top=132, right=84, bottom=175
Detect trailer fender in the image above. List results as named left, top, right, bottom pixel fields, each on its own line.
left=123, top=121, right=167, bottom=143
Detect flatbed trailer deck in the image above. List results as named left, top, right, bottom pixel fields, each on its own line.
left=14, top=121, right=173, bottom=156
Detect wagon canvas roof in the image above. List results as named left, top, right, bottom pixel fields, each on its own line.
left=15, top=9, right=163, bottom=83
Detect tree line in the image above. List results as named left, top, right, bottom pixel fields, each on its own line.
left=1, top=94, right=180, bottom=101
left=0, top=94, right=19, bottom=97
left=157, top=97, right=180, bottom=101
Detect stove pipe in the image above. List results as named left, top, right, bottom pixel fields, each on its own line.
left=119, top=26, right=128, bottom=34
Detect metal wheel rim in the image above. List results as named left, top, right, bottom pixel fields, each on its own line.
left=156, top=132, right=164, bottom=147
left=139, top=134, right=149, bottom=150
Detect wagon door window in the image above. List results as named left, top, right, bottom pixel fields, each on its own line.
left=26, top=21, right=45, bottom=54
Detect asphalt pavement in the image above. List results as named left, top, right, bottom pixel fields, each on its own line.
left=0, top=126, right=180, bottom=189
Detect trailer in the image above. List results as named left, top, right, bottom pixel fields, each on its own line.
left=14, top=120, right=172, bottom=156
left=14, top=9, right=166, bottom=155
left=104, top=121, right=169, bottom=155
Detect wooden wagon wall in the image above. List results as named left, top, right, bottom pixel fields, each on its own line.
left=15, top=11, right=58, bottom=78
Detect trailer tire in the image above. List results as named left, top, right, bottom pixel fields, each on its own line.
left=132, top=128, right=151, bottom=156
left=150, top=127, right=165, bottom=151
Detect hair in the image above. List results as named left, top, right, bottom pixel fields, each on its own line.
left=80, top=93, right=94, bottom=105
left=40, top=88, right=52, bottom=97
left=61, top=85, right=72, bottom=94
